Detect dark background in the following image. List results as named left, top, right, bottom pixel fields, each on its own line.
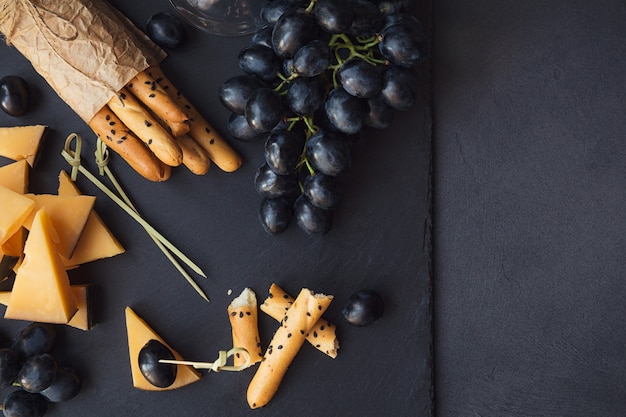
left=432, top=0, right=626, bottom=416
left=0, top=1, right=432, bottom=416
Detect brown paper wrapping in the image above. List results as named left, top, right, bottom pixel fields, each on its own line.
left=0, top=0, right=166, bottom=122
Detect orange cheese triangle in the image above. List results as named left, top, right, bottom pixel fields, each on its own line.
left=0, top=160, right=29, bottom=194
left=22, top=194, right=96, bottom=259
left=0, top=284, right=92, bottom=331
left=125, top=307, right=201, bottom=391
left=0, top=185, right=35, bottom=245
left=57, top=171, right=124, bottom=266
left=4, top=208, right=77, bottom=324
left=0, top=125, right=46, bottom=167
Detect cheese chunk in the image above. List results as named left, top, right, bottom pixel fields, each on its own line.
left=125, top=307, right=201, bottom=391
left=0, top=160, right=29, bottom=193
left=22, top=194, right=95, bottom=259
left=0, top=185, right=35, bottom=245
left=0, top=125, right=47, bottom=167
left=57, top=171, right=124, bottom=266
left=5, top=208, right=77, bottom=324
left=0, top=284, right=92, bottom=331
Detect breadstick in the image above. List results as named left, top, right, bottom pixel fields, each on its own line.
left=227, top=288, right=263, bottom=368
left=107, top=88, right=183, bottom=167
left=261, top=283, right=338, bottom=359
left=247, top=288, right=333, bottom=409
left=175, top=134, right=211, bottom=175
left=146, top=66, right=242, bottom=172
left=126, top=71, right=190, bottom=137
left=88, top=106, right=171, bottom=182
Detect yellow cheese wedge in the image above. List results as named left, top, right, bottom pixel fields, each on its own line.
left=57, top=171, right=124, bottom=266
left=22, top=194, right=96, bottom=259
left=0, top=160, right=29, bottom=193
left=0, top=284, right=92, bottom=331
left=5, top=208, right=77, bottom=324
left=125, top=307, right=201, bottom=391
left=0, top=185, right=35, bottom=245
left=0, top=125, right=47, bottom=167
left=1, top=227, right=25, bottom=257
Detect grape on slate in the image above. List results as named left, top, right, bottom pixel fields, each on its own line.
left=292, top=40, right=331, bottom=77
left=2, top=389, right=48, bottom=417
left=12, top=323, right=56, bottom=359
left=294, top=195, right=333, bottom=235
left=286, top=75, right=326, bottom=116
left=245, top=88, right=283, bottom=133
left=341, top=289, right=385, bottom=326
left=228, top=113, right=266, bottom=142
left=238, top=44, right=283, bottom=84
left=348, top=0, right=384, bottom=36
left=265, top=129, right=307, bottom=175
left=261, top=0, right=300, bottom=25
left=259, top=197, right=294, bottom=235
left=338, top=58, right=382, bottom=98
left=314, top=0, right=354, bottom=33
left=40, top=367, right=81, bottom=402
left=219, top=75, right=264, bottom=115
left=17, top=353, right=58, bottom=393
left=138, top=340, right=177, bottom=389
left=305, top=129, right=352, bottom=176
left=0, top=75, right=29, bottom=117
left=379, top=19, right=429, bottom=67
left=380, top=65, right=419, bottom=111
left=324, top=87, right=368, bottom=135
left=365, top=94, right=395, bottom=129
left=303, top=173, right=344, bottom=210
left=254, top=163, right=300, bottom=198
left=146, top=12, right=187, bottom=49
left=272, top=10, right=319, bottom=59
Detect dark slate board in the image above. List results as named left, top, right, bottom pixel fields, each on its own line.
left=0, top=1, right=433, bottom=416
left=432, top=0, right=626, bottom=415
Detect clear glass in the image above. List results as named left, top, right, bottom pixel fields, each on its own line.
left=169, top=0, right=267, bottom=37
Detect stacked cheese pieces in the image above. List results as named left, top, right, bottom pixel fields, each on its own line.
left=0, top=126, right=124, bottom=329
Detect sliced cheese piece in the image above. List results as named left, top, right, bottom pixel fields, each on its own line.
left=1, top=227, right=26, bottom=258
left=125, top=307, right=201, bottom=391
left=0, top=125, right=47, bottom=167
left=22, top=194, right=96, bottom=259
left=0, top=284, right=92, bottom=331
left=0, top=185, right=35, bottom=245
left=5, top=208, right=77, bottom=324
left=0, top=159, right=29, bottom=193
left=57, top=171, right=124, bottom=266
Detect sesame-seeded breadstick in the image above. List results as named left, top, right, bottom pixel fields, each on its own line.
left=228, top=287, right=263, bottom=368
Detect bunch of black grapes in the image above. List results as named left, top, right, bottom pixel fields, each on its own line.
left=219, top=0, right=429, bottom=235
left=0, top=323, right=82, bottom=417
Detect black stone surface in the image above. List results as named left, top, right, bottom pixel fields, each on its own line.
left=0, top=1, right=433, bottom=416
left=433, top=0, right=626, bottom=415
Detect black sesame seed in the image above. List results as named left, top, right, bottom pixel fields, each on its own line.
left=246, top=311, right=251, bottom=316
left=105, top=135, right=112, bottom=141
left=149, top=93, right=156, bottom=98
left=209, top=139, right=214, bottom=145
left=148, top=139, right=153, bottom=145
left=185, top=104, right=191, bottom=109
left=109, top=121, right=115, bottom=126
left=306, top=312, right=311, bottom=317
left=144, top=80, right=151, bottom=85
left=145, top=120, right=152, bottom=127
left=105, top=115, right=110, bottom=121
left=120, top=92, right=126, bottom=99
left=110, top=129, right=115, bottom=135
left=117, top=140, right=123, bottom=144
left=300, top=330, right=305, bottom=334
left=313, top=331, right=318, bottom=338
left=120, top=136, right=127, bottom=141
left=320, top=325, right=325, bottom=331
left=150, top=82, right=156, bottom=91
left=268, top=293, right=274, bottom=298
left=239, top=311, right=244, bottom=318
left=128, top=83, right=133, bottom=88
left=316, top=344, right=321, bottom=348
left=287, top=333, right=292, bottom=338
left=277, top=345, right=283, bottom=350
left=283, top=294, right=289, bottom=299
left=236, top=353, right=240, bottom=358
left=318, top=305, right=322, bottom=310
left=231, top=312, right=236, bottom=316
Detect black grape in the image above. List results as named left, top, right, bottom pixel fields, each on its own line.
left=303, top=173, right=344, bottom=210
left=272, top=10, right=319, bottom=59
left=238, top=44, right=283, bottom=83
left=12, top=323, right=55, bottom=360
left=138, top=340, right=177, bottom=389
left=228, top=113, right=265, bottom=142
left=379, top=20, right=429, bottom=67
left=0, top=348, right=19, bottom=389
left=314, top=0, right=354, bottom=34
left=17, top=353, right=58, bottom=393
left=338, top=58, right=382, bottom=98
left=293, top=40, right=331, bottom=77
left=40, top=367, right=81, bottom=402
left=365, top=95, right=395, bottom=129
left=286, top=75, right=326, bottom=116
left=251, top=24, right=274, bottom=48
left=2, top=390, right=48, bottom=417
left=324, top=87, right=368, bottom=134
left=259, top=197, right=294, bottom=235
left=294, top=195, right=333, bottom=235
left=245, top=88, right=283, bottom=133
left=348, top=0, right=384, bottom=36
left=305, top=129, right=351, bottom=176
left=265, top=129, right=306, bottom=175
left=254, top=163, right=300, bottom=197
left=219, top=75, right=264, bottom=114
left=380, top=65, right=419, bottom=110
left=261, top=0, right=300, bottom=25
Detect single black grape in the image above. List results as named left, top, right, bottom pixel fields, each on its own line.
left=228, top=113, right=265, bottom=142
left=294, top=195, right=333, bottom=235
left=324, top=87, right=368, bottom=135
left=338, top=58, right=382, bottom=98
left=305, top=129, right=351, bottom=176
left=303, top=173, right=344, bottom=210
left=341, top=289, right=384, bottom=326
left=365, top=94, right=395, bottom=129
left=314, top=0, right=354, bottom=33
left=219, top=75, right=264, bottom=114
left=138, top=340, right=177, bottom=389
left=286, top=75, right=326, bottom=116
left=0, top=348, right=19, bottom=389
left=2, top=389, right=48, bottom=417
left=272, top=10, right=319, bottom=59
left=238, top=44, right=283, bottom=84
left=146, top=12, right=187, bottom=49
left=12, top=323, right=55, bottom=360
left=259, top=197, right=294, bottom=235
left=17, top=353, right=57, bottom=393
left=379, top=19, right=429, bottom=67
left=261, top=0, right=300, bottom=25
left=245, top=88, right=283, bottom=133
left=0, top=76, right=29, bottom=117
left=251, top=25, right=274, bottom=48
left=254, top=163, right=300, bottom=197
left=292, top=40, right=331, bottom=77
left=40, top=367, right=81, bottom=402
left=380, top=65, right=419, bottom=111
left=265, top=129, right=306, bottom=175
left=348, top=0, right=384, bottom=36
